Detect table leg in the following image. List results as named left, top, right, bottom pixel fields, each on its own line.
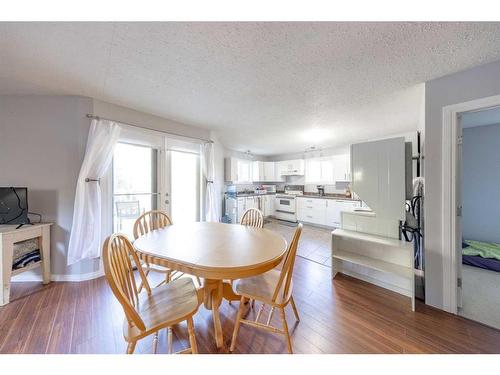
left=40, top=226, right=51, bottom=284
left=199, top=278, right=244, bottom=349
left=202, top=279, right=224, bottom=348
left=1, top=240, right=13, bottom=306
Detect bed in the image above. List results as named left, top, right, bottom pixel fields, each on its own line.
left=462, top=240, right=500, bottom=273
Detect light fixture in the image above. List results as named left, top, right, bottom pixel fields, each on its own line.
left=302, top=127, right=329, bottom=142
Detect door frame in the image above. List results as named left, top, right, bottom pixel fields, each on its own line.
left=441, top=93, right=500, bottom=313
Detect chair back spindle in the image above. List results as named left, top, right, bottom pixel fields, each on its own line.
left=240, top=208, right=264, bottom=228
left=133, top=210, right=173, bottom=239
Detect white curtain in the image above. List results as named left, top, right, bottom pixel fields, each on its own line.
left=67, top=119, right=121, bottom=265
left=202, top=142, right=219, bottom=222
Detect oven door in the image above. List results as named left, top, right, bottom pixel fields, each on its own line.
left=275, top=196, right=296, bottom=213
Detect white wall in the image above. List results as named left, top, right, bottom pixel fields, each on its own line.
left=424, top=59, right=500, bottom=310
left=462, top=123, right=500, bottom=243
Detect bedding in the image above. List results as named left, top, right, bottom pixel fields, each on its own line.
left=462, top=239, right=500, bottom=272
left=462, top=240, right=500, bottom=261
left=462, top=254, right=500, bottom=273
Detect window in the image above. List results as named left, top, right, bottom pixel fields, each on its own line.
left=305, top=157, right=334, bottom=184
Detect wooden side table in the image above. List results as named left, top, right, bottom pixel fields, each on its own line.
left=0, top=223, right=52, bottom=306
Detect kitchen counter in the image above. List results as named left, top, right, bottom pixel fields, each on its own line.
left=299, top=193, right=360, bottom=201
left=226, top=192, right=276, bottom=197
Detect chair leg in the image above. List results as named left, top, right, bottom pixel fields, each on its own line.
left=168, top=327, right=173, bottom=354
left=152, top=332, right=159, bottom=354
left=187, top=317, right=198, bottom=354
left=230, top=296, right=246, bottom=352
left=290, top=296, right=300, bottom=322
left=266, top=307, right=275, bottom=325
left=126, top=341, right=136, bottom=354
left=255, top=302, right=266, bottom=322
left=138, top=268, right=150, bottom=293
left=280, top=308, right=293, bottom=354
left=251, top=299, right=255, bottom=309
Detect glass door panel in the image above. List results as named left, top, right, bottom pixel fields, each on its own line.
left=113, top=142, right=158, bottom=237
left=169, top=150, right=200, bottom=223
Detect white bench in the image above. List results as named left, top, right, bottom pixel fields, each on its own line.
left=332, top=228, right=415, bottom=310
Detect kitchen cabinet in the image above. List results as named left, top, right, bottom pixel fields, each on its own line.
left=325, top=199, right=360, bottom=227
left=332, top=154, right=351, bottom=182
left=264, top=194, right=275, bottom=217
left=297, top=197, right=326, bottom=225
left=297, top=197, right=360, bottom=227
left=225, top=157, right=253, bottom=183
left=264, top=162, right=281, bottom=181
left=278, top=159, right=305, bottom=176
left=252, top=161, right=283, bottom=182
left=252, top=161, right=264, bottom=182
left=305, top=158, right=334, bottom=184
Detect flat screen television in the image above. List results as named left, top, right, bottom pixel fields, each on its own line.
left=0, top=187, right=29, bottom=225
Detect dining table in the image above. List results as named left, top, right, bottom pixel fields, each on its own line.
left=133, top=221, right=288, bottom=349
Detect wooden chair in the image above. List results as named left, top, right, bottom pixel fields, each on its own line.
left=230, top=223, right=302, bottom=354
left=240, top=208, right=264, bottom=228
left=230, top=208, right=264, bottom=305
left=133, top=210, right=200, bottom=290
left=102, top=233, right=199, bottom=354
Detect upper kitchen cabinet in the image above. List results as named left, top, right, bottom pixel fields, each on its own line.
left=225, top=157, right=253, bottom=183
left=332, top=153, right=351, bottom=182
left=278, top=159, right=305, bottom=176
left=252, top=161, right=284, bottom=182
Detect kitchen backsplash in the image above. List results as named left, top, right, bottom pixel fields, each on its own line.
left=224, top=180, right=350, bottom=195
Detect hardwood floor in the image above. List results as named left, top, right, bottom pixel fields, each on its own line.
left=1, top=254, right=500, bottom=354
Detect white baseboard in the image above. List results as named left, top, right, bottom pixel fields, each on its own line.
left=11, top=268, right=104, bottom=283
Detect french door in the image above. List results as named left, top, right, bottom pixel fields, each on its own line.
left=112, top=142, right=160, bottom=238
left=110, top=127, right=202, bottom=238
left=167, top=150, right=201, bottom=223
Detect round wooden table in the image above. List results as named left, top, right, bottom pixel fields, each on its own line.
left=133, top=221, right=288, bottom=349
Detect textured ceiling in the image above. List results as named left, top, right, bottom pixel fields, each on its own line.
left=2, top=22, right=500, bottom=155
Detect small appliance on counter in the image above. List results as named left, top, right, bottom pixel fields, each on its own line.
left=316, top=185, right=325, bottom=197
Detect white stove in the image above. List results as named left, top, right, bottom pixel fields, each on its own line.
left=274, top=186, right=303, bottom=223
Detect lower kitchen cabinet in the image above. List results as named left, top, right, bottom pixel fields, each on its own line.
left=297, top=197, right=360, bottom=227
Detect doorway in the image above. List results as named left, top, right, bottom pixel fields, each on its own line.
left=457, top=108, right=500, bottom=329
left=441, top=94, right=500, bottom=327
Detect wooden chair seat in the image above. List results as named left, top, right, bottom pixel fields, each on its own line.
left=234, top=269, right=293, bottom=306
left=124, top=278, right=199, bottom=341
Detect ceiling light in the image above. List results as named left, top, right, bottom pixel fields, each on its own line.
left=302, top=128, right=330, bottom=142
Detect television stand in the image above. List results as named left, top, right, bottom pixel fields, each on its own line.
left=0, top=223, right=52, bottom=306
left=15, top=221, right=34, bottom=230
